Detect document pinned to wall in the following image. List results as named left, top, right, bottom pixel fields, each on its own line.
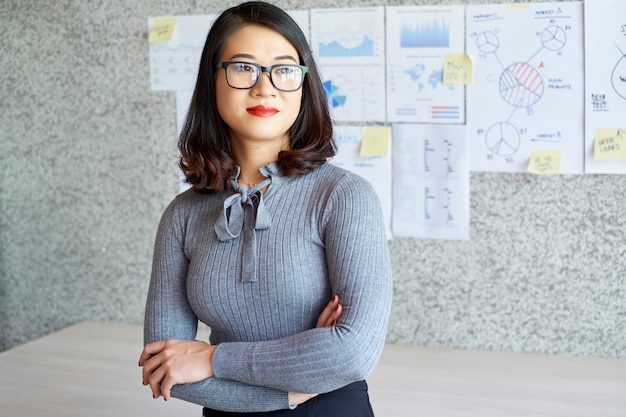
left=385, top=5, right=466, bottom=124
left=310, top=7, right=386, bottom=122
left=331, top=125, right=392, bottom=239
left=287, top=10, right=310, bottom=41
left=466, top=2, right=585, bottom=174
left=584, top=0, right=626, bottom=174
left=148, top=15, right=216, bottom=91
left=391, top=123, right=469, bottom=240
left=148, top=11, right=308, bottom=92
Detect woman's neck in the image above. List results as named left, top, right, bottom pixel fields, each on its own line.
left=231, top=135, right=289, bottom=185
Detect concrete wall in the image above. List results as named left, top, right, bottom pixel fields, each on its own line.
left=2, top=0, right=624, bottom=359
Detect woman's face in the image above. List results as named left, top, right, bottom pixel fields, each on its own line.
left=216, top=24, right=303, bottom=151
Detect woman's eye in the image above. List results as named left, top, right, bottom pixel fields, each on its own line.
left=233, top=63, right=255, bottom=73
left=275, top=66, right=294, bottom=75
left=241, top=64, right=256, bottom=72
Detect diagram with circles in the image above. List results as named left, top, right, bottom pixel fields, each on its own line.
left=582, top=0, right=626, bottom=174
left=466, top=3, right=585, bottom=174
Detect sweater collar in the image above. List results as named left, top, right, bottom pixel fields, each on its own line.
left=213, top=163, right=281, bottom=283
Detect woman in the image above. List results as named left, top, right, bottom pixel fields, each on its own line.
left=139, top=2, right=392, bottom=416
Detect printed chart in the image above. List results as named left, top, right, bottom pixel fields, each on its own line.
left=148, top=15, right=216, bottom=91
left=391, top=123, right=469, bottom=240
left=386, top=6, right=466, bottom=123
left=311, top=7, right=386, bottom=122
left=466, top=2, right=585, bottom=174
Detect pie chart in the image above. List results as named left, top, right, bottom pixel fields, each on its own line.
left=485, top=122, right=520, bottom=157
left=475, top=31, right=499, bottom=54
left=540, top=25, right=567, bottom=52
left=498, top=62, right=544, bottom=108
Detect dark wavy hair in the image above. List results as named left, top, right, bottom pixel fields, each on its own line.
left=178, top=1, right=336, bottom=193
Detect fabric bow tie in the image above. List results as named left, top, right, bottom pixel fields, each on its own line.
left=214, top=177, right=272, bottom=282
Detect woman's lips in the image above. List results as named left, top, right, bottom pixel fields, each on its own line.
left=246, top=105, right=279, bottom=117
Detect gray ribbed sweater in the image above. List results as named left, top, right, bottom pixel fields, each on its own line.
left=144, top=162, right=393, bottom=413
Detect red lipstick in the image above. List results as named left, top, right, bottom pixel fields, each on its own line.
left=247, top=105, right=279, bottom=117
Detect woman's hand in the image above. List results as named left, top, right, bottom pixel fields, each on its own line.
left=139, top=297, right=342, bottom=403
left=139, top=339, right=216, bottom=401
left=287, top=295, right=344, bottom=406
left=288, top=391, right=318, bottom=407
left=316, top=294, right=342, bottom=328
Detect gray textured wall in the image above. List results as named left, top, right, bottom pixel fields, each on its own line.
left=2, top=0, right=624, bottom=359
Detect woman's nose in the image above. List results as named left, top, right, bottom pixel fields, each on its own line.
left=252, top=72, right=276, bottom=95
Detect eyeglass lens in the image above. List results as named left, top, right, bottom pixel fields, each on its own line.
left=226, top=62, right=304, bottom=91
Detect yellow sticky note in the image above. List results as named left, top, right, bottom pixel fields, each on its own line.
left=594, top=128, right=626, bottom=160
left=443, top=54, right=473, bottom=85
left=149, top=17, right=176, bottom=42
left=528, top=150, right=562, bottom=175
left=505, top=4, right=530, bottom=9
left=360, top=127, right=390, bottom=157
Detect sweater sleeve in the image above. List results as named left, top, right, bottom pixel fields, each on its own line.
left=143, top=197, right=291, bottom=412
left=212, top=173, right=393, bottom=394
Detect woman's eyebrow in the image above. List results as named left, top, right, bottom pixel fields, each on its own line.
left=226, top=53, right=298, bottom=62
left=274, top=54, right=298, bottom=62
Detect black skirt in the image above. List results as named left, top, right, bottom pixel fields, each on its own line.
left=202, top=380, right=374, bottom=417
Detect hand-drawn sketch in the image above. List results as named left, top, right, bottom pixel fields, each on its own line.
left=611, top=43, right=626, bottom=100
left=467, top=3, right=584, bottom=174
left=584, top=0, right=626, bottom=173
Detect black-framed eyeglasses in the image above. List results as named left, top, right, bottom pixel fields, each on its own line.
left=216, top=61, right=309, bottom=92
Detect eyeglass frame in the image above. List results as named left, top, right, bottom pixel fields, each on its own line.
left=215, top=61, right=309, bottom=92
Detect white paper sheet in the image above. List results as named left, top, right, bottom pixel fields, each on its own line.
left=330, top=125, right=393, bottom=239
left=391, top=123, right=469, bottom=240
left=385, top=5, right=466, bottom=124
left=310, top=7, right=386, bottom=122
left=466, top=2, right=585, bottom=174
left=148, top=15, right=216, bottom=91
left=148, top=11, right=309, bottom=92
left=287, top=10, right=310, bottom=41
left=584, top=0, right=626, bottom=174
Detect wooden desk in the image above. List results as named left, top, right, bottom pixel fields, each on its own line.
left=1, top=322, right=624, bottom=416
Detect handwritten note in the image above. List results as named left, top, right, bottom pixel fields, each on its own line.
left=594, top=128, right=626, bottom=160
left=360, top=127, right=390, bottom=157
left=443, top=54, right=473, bottom=85
left=528, top=150, right=562, bottom=175
left=149, top=17, right=176, bottom=42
